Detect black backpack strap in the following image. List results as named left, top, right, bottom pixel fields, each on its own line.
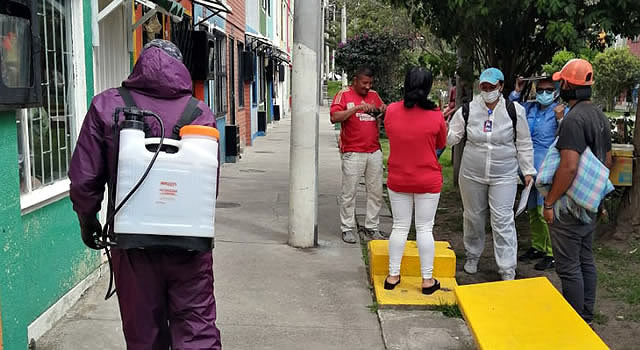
left=462, top=102, right=470, bottom=141
left=506, top=100, right=518, bottom=142
left=171, top=97, right=203, bottom=139
left=118, top=87, right=137, bottom=107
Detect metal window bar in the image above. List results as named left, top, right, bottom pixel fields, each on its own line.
left=51, top=0, right=59, bottom=183
left=22, top=0, right=72, bottom=192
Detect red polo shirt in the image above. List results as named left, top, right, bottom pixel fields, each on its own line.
left=384, top=101, right=447, bottom=194
left=330, top=87, right=384, bottom=153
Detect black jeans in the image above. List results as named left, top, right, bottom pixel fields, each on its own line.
left=549, top=215, right=597, bottom=323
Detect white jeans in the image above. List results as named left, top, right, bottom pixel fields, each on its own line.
left=340, top=150, right=383, bottom=232
left=459, top=176, right=518, bottom=276
left=388, top=189, right=440, bottom=279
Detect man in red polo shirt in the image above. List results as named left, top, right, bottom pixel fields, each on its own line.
left=330, top=67, right=387, bottom=243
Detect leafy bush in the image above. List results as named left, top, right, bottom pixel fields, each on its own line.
left=335, top=32, right=411, bottom=102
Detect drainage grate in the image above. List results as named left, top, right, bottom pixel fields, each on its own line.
left=217, top=201, right=241, bottom=208
left=240, top=169, right=267, bottom=173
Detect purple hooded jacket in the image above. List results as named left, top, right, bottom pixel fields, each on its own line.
left=69, top=47, right=218, bottom=250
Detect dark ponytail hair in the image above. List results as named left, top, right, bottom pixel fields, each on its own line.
left=403, top=67, right=437, bottom=110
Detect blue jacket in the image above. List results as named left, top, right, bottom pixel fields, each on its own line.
left=509, top=91, right=565, bottom=207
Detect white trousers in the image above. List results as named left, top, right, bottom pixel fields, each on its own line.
left=388, top=189, right=440, bottom=279
left=340, top=150, right=383, bottom=232
left=459, top=176, right=518, bottom=276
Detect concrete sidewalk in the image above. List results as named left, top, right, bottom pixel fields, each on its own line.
left=37, top=109, right=385, bottom=349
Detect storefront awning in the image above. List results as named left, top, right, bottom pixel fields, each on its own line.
left=245, top=32, right=272, bottom=52
left=192, top=0, right=232, bottom=27
left=132, top=0, right=185, bottom=30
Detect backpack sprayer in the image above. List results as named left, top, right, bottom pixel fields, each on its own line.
left=97, top=95, right=219, bottom=299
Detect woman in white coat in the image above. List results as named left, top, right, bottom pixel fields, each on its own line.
left=447, top=68, right=536, bottom=281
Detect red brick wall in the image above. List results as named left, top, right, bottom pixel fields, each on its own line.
left=225, top=0, right=252, bottom=147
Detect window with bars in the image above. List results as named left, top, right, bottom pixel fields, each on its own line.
left=214, top=34, right=227, bottom=116
left=259, top=55, right=265, bottom=104
left=16, top=0, right=74, bottom=195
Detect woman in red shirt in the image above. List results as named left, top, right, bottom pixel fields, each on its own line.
left=383, top=67, right=447, bottom=295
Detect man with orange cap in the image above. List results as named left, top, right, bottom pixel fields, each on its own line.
left=544, top=59, right=612, bottom=325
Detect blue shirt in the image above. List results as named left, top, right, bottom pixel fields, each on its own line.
left=510, top=91, right=566, bottom=207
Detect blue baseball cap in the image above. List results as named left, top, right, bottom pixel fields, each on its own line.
left=479, top=68, right=504, bottom=85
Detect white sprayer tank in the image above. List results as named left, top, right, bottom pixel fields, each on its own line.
left=114, top=125, right=219, bottom=238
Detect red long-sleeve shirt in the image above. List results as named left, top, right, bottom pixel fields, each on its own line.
left=384, top=101, right=447, bottom=194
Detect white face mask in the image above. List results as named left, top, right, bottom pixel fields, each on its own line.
left=481, top=89, right=501, bottom=104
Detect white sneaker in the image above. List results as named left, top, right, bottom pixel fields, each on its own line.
left=464, top=259, right=479, bottom=274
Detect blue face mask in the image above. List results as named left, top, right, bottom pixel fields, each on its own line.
left=536, top=91, right=556, bottom=106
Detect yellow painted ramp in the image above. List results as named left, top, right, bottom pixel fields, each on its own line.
left=369, top=240, right=457, bottom=307
left=455, top=277, right=609, bottom=350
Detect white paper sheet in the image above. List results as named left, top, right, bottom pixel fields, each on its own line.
left=516, top=181, right=534, bottom=217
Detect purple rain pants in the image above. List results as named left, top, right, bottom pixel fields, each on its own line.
left=111, top=248, right=221, bottom=349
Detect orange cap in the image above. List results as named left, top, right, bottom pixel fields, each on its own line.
left=179, top=125, right=220, bottom=140
left=552, top=58, right=594, bottom=86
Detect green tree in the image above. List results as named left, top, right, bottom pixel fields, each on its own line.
left=391, top=0, right=640, bottom=186
left=335, top=32, right=411, bottom=101
left=390, top=0, right=640, bottom=93
left=542, top=48, right=599, bottom=75
left=542, top=50, right=577, bottom=75
left=592, top=47, right=640, bottom=111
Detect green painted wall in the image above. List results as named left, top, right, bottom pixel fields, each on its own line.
left=0, top=1, right=100, bottom=348
left=83, top=0, right=95, bottom=105
left=0, top=110, right=26, bottom=350
left=0, top=111, right=100, bottom=349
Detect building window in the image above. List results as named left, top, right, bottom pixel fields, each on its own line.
left=238, top=42, right=244, bottom=107
left=259, top=55, right=266, bottom=104
left=214, top=34, right=227, bottom=116
left=17, top=0, right=74, bottom=195
left=252, top=54, right=258, bottom=106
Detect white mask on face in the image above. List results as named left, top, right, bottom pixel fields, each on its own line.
left=481, top=89, right=501, bottom=104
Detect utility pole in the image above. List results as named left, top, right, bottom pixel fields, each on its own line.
left=340, top=1, right=347, bottom=87
left=289, top=0, right=320, bottom=248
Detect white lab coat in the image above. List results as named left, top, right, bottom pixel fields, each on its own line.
left=447, top=94, right=536, bottom=278
left=447, top=94, right=536, bottom=184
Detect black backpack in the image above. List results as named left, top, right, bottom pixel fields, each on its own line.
left=461, top=100, right=518, bottom=143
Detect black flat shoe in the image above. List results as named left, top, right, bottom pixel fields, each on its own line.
left=518, top=248, right=546, bottom=262
left=384, top=276, right=401, bottom=290
left=534, top=256, right=555, bottom=271
left=422, top=279, right=441, bottom=295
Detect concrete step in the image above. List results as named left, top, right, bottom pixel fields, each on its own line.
left=455, top=277, right=609, bottom=349
left=369, top=240, right=456, bottom=279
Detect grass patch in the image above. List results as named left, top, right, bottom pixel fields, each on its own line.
left=605, top=111, right=626, bottom=119
left=595, top=243, right=640, bottom=305
left=434, top=303, right=463, bottom=319
left=367, top=302, right=379, bottom=313
left=361, top=241, right=370, bottom=267
left=328, top=81, right=342, bottom=101
left=593, top=311, right=610, bottom=325
left=439, top=147, right=454, bottom=194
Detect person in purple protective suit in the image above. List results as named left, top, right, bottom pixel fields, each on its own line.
left=68, top=39, right=222, bottom=350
